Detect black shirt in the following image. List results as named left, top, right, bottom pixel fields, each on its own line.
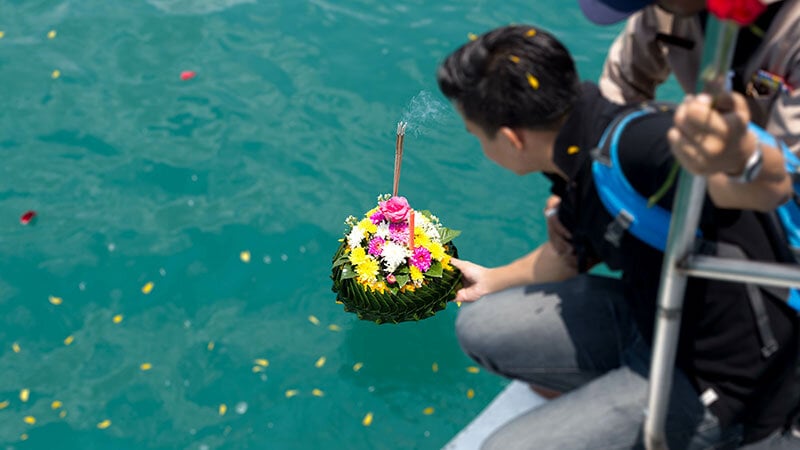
left=547, top=82, right=799, bottom=442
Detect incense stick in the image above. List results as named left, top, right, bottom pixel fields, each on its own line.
left=393, top=121, right=407, bottom=197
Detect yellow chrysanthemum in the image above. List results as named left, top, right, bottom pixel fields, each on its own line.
left=441, top=254, right=453, bottom=270
left=356, top=257, right=379, bottom=284
left=415, top=232, right=432, bottom=249
left=349, top=247, right=368, bottom=266
left=410, top=266, right=424, bottom=282
left=428, top=241, right=446, bottom=261
left=358, top=218, right=377, bottom=235
left=369, top=281, right=388, bottom=294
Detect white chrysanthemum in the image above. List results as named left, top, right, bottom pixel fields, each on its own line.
left=381, top=241, right=410, bottom=273
left=375, top=221, right=390, bottom=239
left=347, top=224, right=366, bottom=249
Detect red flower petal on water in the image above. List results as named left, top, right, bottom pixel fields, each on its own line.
left=707, top=0, right=766, bottom=26
left=20, top=210, right=36, bottom=225
left=180, top=71, right=196, bottom=81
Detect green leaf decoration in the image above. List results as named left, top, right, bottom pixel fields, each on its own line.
left=330, top=239, right=462, bottom=324
left=439, top=228, right=461, bottom=245
left=425, top=260, right=443, bottom=278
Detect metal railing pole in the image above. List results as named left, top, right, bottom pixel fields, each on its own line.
left=643, top=16, right=739, bottom=450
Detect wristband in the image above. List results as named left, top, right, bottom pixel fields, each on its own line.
left=728, top=140, right=764, bottom=184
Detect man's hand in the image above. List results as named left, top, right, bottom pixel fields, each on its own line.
left=544, top=195, right=576, bottom=267
left=450, top=257, right=492, bottom=303
left=668, top=91, right=754, bottom=177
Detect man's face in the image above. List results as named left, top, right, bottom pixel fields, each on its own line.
left=656, top=0, right=706, bottom=16
left=461, top=115, right=523, bottom=174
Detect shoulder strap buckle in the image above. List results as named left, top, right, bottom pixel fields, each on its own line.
left=604, top=210, right=634, bottom=248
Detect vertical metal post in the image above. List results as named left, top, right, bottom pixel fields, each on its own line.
left=643, top=17, right=739, bottom=450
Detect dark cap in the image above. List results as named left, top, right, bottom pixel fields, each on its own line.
left=578, top=0, right=655, bottom=24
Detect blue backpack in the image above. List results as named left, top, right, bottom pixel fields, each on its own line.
left=591, top=105, right=800, bottom=311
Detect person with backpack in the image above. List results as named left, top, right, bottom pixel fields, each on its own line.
left=438, top=24, right=799, bottom=448
left=545, top=0, right=800, bottom=263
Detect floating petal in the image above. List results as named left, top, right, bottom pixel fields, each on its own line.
left=467, top=389, right=475, bottom=399
left=218, top=404, right=227, bottom=415
left=20, top=210, right=36, bottom=224
left=352, top=362, right=363, bottom=372
left=327, top=324, right=341, bottom=332
left=47, top=30, right=56, bottom=39
left=315, top=356, right=326, bottom=368
left=140, top=363, right=152, bottom=371
left=20, top=389, right=29, bottom=402
left=362, top=412, right=373, bottom=426
left=0, top=400, right=8, bottom=410
left=466, top=366, right=480, bottom=374
left=285, top=390, right=299, bottom=398
left=254, top=358, right=269, bottom=367
left=113, top=314, right=123, bottom=324
left=240, top=251, right=251, bottom=263
left=24, top=416, right=36, bottom=425
left=312, top=389, right=324, bottom=397
left=251, top=365, right=263, bottom=373
left=12, top=342, right=20, bottom=353
left=467, top=33, right=478, bottom=41
left=51, top=69, right=60, bottom=79
left=180, top=71, right=196, bottom=81
left=141, top=282, right=154, bottom=294
left=432, top=362, right=439, bottom=373
left=308, top=315, right=320, bottom=325
left=51, top=400, right=62, bottom=409
left=207, top=341, right=215, bottom=351
left=64, top=335, right=74, bottom=345
left=423, top=407, right=434, bottom=415
left=97, top=419, right=111, bottom=429
left=48, top=295, right=62, bottom=305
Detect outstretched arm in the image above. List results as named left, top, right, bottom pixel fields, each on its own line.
left=450, top=241, right=578, bottom=303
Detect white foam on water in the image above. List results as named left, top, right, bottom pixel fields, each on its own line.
left=145, top=0, right=255, bottom=15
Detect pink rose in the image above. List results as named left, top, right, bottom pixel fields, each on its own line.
left=379, top=196, right=411, bottom=223
left=386, top=273, right=396, bottom=284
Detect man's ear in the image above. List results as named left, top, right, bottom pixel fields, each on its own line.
left=499, top=126, right=524, bottom=151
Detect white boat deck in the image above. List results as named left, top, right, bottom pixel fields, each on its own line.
left=443, top=381, right=547, bottom=449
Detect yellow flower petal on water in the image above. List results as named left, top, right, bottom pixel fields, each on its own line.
left=432, top=362, right=439, bottom=373
left=51, top=69, right=60, bottom=79
left=59, top=410, right=67, bottom=418
left=254, top=358, right=269, bottom=367
left=240, top=250, right=251, bottom=263
left=0, top=31, right=5, bottom=39
left=51, top=400, right=62, bottom=409
left=312, top=389, right=324, bottom=397
left=353, top=362, right=363, bottom=372
left=97, top=419, right=111, bottom=429
left=567, top=145, right=580, bottom=155
left=49, top=295, right=63, bottom=305
left=21, top=434, right=28, bottom=441
left=47, top=29, right=57, bottom=39
left=140, top=363, right=152, bottom=371
left=24, top=416, right=36, bottom=425
left=0, top=400, right=8, bottom=409
left=141, top=281, right=154, bottom=294
left=328, top=324, right=341, bottom=332
left=508, top=55, right=520, bottom=64
left=207, top=341, right=215, bottom=351
left=526, top=72, right=539, bottom=90
left=20, top=389, right=29, bottom=402
left=315, top=356, right=326, bottom=368
left=112, top=314, right=123, bottom=324
left=467, top=388, right=476, bottom=399
left=308, top=315, right=320, bottom=325
left=422, top=407, right=434, bottom=415
left=362, top=412, right=373, bottom=426
left=467, top=32, right=478, bottom=41
left=285, top=389, right=299, bottom=398
left=12, top=342, right=20, bottom=353
left=526, top=28, right=537, bottom=37
left=466, top=366, right=480, bottom=374
left=64, top=335, right=74, bottom=346
left=218, top=404, right=227, bottom=415
left=251, top=365, right=264, bottom=373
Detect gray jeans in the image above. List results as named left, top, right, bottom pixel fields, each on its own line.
left=455, top=274, right=744, bottom=450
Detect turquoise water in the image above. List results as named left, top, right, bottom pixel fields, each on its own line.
left=0, top=1, right=680, bottom=449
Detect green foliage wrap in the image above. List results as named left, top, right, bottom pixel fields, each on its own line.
left=330, top=241, right=462, bottom=324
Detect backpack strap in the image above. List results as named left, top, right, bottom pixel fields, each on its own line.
left=591, top=104, right=700, bottom=251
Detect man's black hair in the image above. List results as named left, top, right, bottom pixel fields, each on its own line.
left=437, top=25, right=581, bottom=136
